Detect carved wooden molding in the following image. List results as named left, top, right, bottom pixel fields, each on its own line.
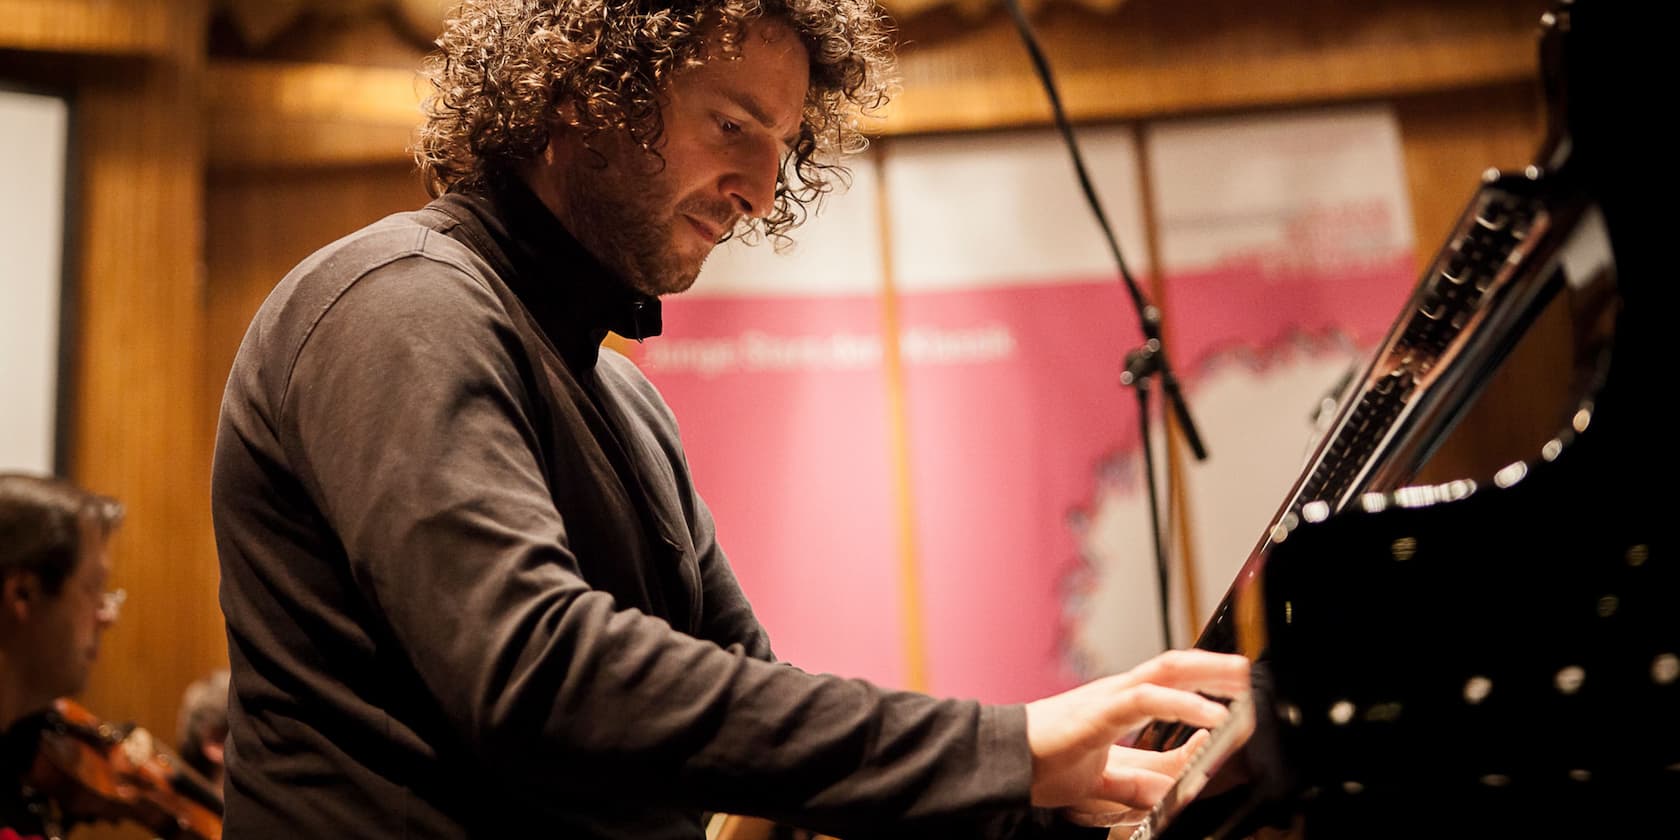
left=0, top=0, right=182, bottom=56
left=214, top=0, right=1123, bottom=50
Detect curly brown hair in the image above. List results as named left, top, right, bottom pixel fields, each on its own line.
left=414, top=0, right=896, bottom=243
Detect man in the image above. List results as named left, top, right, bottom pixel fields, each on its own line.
left=0, top=473, right=124, bottom=839
left=211, top=1, right=1250, bottom=837
left=175, top=668, right=230, bottom=797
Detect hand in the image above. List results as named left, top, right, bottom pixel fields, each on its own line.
left=1057, top=731, right=1210, bottom=827
left=1023, top=649, right=1250, bottom=811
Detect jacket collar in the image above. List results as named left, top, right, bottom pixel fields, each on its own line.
left=426, top=172, right=662, bottom=371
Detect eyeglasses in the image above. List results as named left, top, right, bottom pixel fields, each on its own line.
left=98, top=588, right=126, bottom=622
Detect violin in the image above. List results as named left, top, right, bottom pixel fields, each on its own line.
left=24, top=698, right=223, bottom=840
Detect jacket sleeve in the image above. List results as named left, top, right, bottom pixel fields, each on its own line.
left=276, top=260, right=1060, bottom=837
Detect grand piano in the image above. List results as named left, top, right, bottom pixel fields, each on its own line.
left=1124, top=2, right=1673, bottom=836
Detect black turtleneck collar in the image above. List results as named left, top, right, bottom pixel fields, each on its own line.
left=424, top=171, right=662, bottom=372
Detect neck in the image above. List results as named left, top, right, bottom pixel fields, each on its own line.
left=0, top=657, right=47, bottom=732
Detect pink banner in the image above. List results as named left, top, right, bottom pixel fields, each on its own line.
left=641, top=250, right=1413, bottom=700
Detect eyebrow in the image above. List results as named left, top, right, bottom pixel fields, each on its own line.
left=721, top=88, right=801, bottom=148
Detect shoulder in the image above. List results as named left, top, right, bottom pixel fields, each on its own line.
left=273, top=211, right=499, bottom=335
left=226, top=211, right=513, bottom=413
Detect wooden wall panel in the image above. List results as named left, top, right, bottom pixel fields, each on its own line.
left=1397, top=82, right=1547, bottom=276
left=0, top=0, right=180, bottom=56
left=882, top=0, right=1551, bottom=135
left=1394, top=83, right=1582, bottom=486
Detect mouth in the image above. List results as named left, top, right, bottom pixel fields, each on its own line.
left=684, top=214, right=724, bottom=245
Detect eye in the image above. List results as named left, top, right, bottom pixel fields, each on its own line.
left=716, top=116, right=742, bottom=136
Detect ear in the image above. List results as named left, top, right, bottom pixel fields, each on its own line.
left=1, top=571, right=39, bottom=623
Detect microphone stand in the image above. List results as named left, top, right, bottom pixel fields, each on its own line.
left=1000, top=0, right=1208, bottom=651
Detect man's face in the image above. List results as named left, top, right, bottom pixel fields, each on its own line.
left=24, top=532, right=118, bottom=701
left=535, top=16, right=812, bottom=296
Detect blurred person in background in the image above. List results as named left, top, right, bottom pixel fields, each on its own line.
left=175, top=668, right=230, bottom=798
left=0, top=473, right=124, bottom=839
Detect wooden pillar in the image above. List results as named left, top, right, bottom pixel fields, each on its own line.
left=54, top=0, right=220, bottom=746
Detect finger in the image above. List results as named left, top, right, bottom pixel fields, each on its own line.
left=1100, top=683, right=1231, bottom=735
left=1111, top=730, right=1211, bottom=777
left=1093, top=763, right=1178, bottom=809
left=1122, top=650, right=1253, bottom=699
left=1172, top=728, right=1212, bottom=760
left=1135, top=649, right=1251, bottom=692
left=1110, top=745, right=1178, bottom=776
left=1085, top=656, right=1250, bottom=711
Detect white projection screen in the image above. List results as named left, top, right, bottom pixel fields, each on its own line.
left=0, top=84, right=72, bottom=475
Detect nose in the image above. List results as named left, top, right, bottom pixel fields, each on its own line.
left=721, top=140, right=783, bottom=219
